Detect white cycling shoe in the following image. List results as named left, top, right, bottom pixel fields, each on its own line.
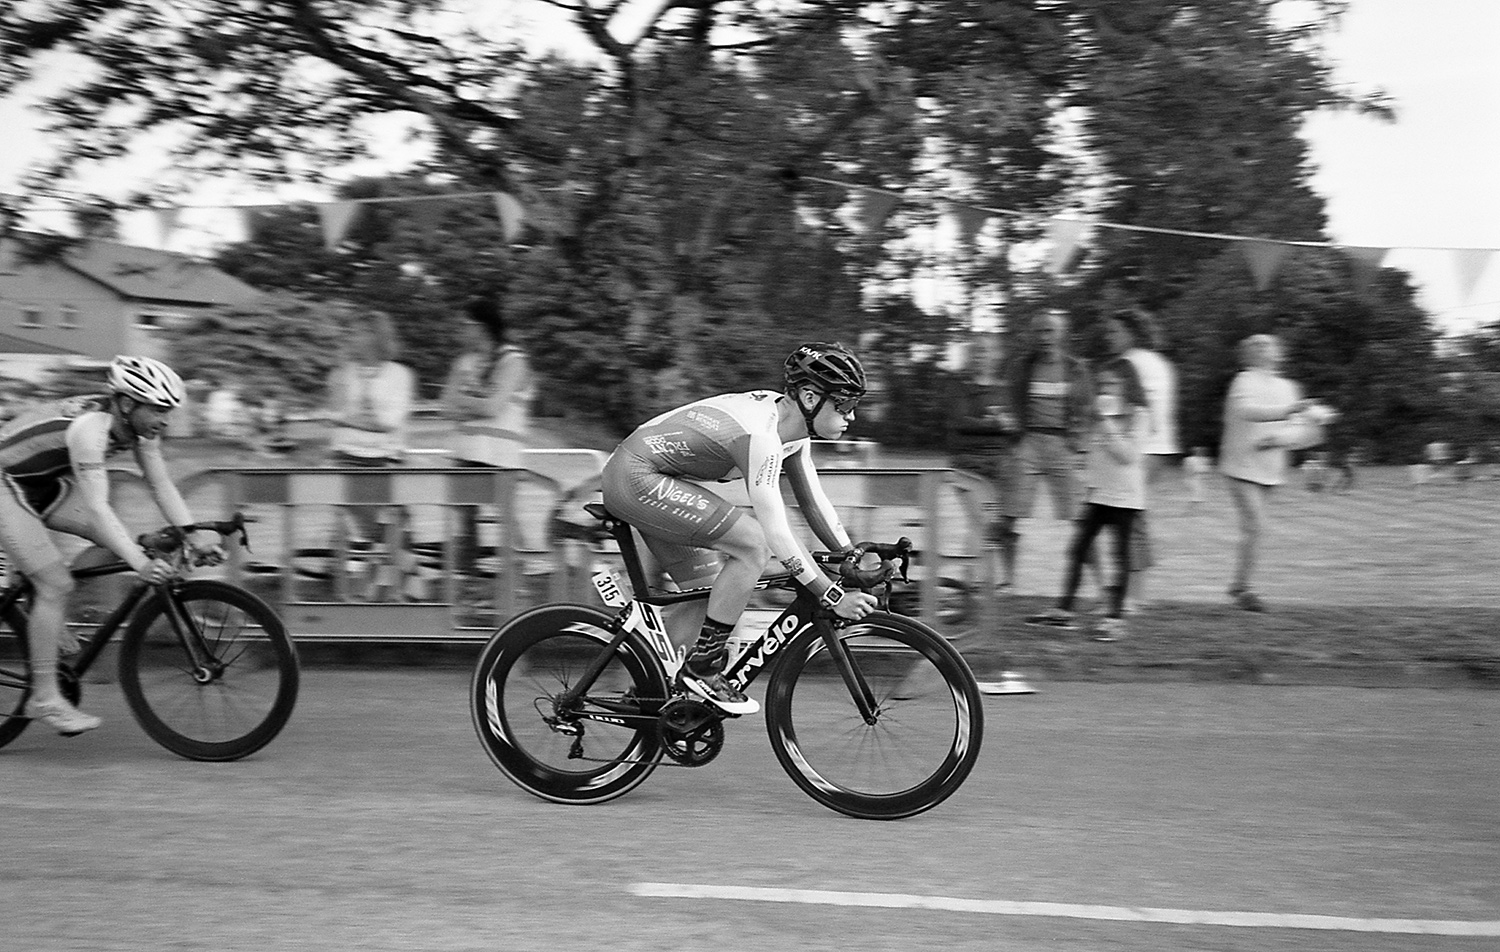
left=677, top=670, right=760, bottom=716
left=25, top=697, right=103, bottom=736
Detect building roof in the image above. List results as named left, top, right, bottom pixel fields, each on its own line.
left=0, top=329, right=79, bottom=355
left=61, top=239, right=263, bottom=306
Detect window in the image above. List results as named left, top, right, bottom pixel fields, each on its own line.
left=18, top=306, right=44, bottom=328
left=133, top=310, right=184, bottom=330
left=59, top=305, right=79, bottom=329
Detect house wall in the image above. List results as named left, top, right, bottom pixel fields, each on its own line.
left=0, top=255, right=191, bottom=362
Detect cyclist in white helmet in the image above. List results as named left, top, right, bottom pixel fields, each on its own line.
left=0, top=356, right=224, bottom=735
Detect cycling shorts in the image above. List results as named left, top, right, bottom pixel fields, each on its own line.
left=600, top=450, right=748, bottom=589
left=0, top=474, right=103, bottom=576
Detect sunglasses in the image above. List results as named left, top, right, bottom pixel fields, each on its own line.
left=827, top=393, right=862, bottom=415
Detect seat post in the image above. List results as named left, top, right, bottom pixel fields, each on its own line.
left=606, top=519, right=654, bottom=598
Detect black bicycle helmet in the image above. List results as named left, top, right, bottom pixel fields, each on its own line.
left=784, top=342, right=866, bottom=398
left=783, top=342, right=866, bottom=439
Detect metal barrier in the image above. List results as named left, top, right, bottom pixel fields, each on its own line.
left=95, top=463, right=991, bottom=643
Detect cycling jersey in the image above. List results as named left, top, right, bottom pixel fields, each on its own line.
left=0, top=394, right=189, bottom=578
left=0, top=396, right=133, bottom=513
left=602, top=391, right=850, bottom=594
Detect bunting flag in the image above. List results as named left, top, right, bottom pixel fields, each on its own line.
left=493, top=192, right=525, bottom=244
left=951, top=202, right=990, bottom=246
left=316, top=200, right=361, bottom=251
left=854, top=187, right=900, bottom=235
left=152, top=206, right=182, bottom=249
left=1452, top=248, right=1493, bottom=303
left=1341, top=245, right=1390, bottom=297
left=1043, top=218, right=1088, bottom=274
left=1239, top=238, right=1294, bottom=291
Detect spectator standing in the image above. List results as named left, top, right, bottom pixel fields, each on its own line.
left=1107, top=308, right=1179, bottom=610
left=1218, top=333, right=1316, bottom=612
left=444, top=321, right=536, bottom=470
left=1026, top=358, right=1149, bottom=640
left=442, top=320, right=537, bottom=576
left=323, top=313, right=418, bottom=600
left=994, top=310, right=1095, bottom=592
left=324, top=312, right=416, bottom=467
left=945, top=331, right=1014, bottom=590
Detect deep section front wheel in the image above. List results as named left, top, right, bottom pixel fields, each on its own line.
left=118, top=580, right=299, bottom=761
left=471, top=604, right=668, bottom=805
left=764, top=611, right=984, bottom=820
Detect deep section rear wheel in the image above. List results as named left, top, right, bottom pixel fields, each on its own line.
left=471, top=604, right=668, bottom=805
left=118, top=580, right=299, bottom=761
left=0, top=605, right=33, bottom=749
left=764, top=611, right=983, bottom=819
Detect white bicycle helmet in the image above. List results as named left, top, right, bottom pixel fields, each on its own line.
left=108, top=355, right=185, bottom=408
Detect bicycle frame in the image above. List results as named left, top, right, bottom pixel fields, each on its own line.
left=561, top=507, right=881, bottom=723
left=0, top=560, right=157, bottom=682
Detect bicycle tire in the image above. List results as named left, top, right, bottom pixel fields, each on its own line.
left=764, top=610, right=984, bottom=820
left=0, top=605, right=33, bottom=749
left=471, top=603, right=668, bottom=805
left=118, top=580, right=299, bottom=761
left=0, top=607, right=85, bottom=750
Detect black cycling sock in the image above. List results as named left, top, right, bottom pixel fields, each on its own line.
left=685, top=616, right=735, bottom=677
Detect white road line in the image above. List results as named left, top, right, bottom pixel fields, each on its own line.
left=630, top=883, right=1500, bottom=937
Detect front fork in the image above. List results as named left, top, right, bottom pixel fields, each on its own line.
left=819, top=615, right=880, bottom=725
left=157, top=583, right=222, bottom=683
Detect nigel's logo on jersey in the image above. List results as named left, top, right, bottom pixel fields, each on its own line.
left=649, top=477, right=709, bottom=511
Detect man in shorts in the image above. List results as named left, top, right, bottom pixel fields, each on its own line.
left=0, top=356, right=224, bottom=735
left=994, top=310, right=1094, bottom=590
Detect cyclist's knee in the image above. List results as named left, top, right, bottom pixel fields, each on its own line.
left=716, top=518, right=769, bottom=566
left=29, top=562, right=75, bottom=600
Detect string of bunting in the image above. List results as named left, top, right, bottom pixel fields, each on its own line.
left=0, top=188, right=529, bottom=253
left=807, top=174, right=1498, bottom=302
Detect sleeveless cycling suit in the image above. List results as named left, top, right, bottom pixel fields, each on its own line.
left=601, top=391, right=843, bottom=591
left=0, top=395, right=134, bottom=574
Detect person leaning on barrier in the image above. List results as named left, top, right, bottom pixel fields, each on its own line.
left=599, top=342, right=879, bottom=715
left=442, top=319, right=537, bottom=577
left=0, top=356, right=225, bottom=736
left=324, top=312, right=416, bottom=468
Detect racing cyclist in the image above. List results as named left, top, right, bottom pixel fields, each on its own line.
left=0, top=356, right=224, bottom=736
left=600, top=342, right=879, bottom=715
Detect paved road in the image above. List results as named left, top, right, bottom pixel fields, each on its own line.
left=6, top=669, right=1497, bottom=952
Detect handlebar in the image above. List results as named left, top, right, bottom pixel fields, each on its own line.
left=137, top=512, right=250, bottom=564
left=812, top=537, right=913, bottom=592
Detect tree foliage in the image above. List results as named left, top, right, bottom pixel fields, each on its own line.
left=3, top=0, right=1460, bottom=450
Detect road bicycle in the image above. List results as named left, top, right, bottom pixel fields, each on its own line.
left=0, top=514, right=300, bottom=761
left=471, top=503, right=984, bottom=820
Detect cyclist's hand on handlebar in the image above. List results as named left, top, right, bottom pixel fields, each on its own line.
left=136, top=557, right=176, bottom=585
left=831, top=590, right=879, bottom=621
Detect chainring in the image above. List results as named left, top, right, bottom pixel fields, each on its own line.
left=656, top=697, right=725, bottom=767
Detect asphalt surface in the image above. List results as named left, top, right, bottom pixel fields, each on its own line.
left=6, top=667, right=1498, bottom=951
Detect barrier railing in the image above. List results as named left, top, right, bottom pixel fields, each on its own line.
left=92, top=462, right=990, bottom=644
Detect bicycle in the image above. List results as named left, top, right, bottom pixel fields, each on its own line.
left=0, top=514, right=300, bottom=761
left=471, top=503, right=984, bottom=820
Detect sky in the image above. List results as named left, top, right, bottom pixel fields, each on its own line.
left=2, top=0, right=1498, bottom=334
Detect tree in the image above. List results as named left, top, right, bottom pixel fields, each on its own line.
left=164, top=292, right=360, bottom=409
